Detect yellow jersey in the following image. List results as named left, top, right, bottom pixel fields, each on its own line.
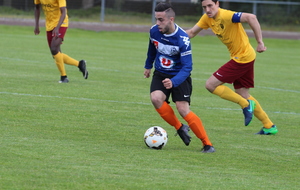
left=197, top=8, right=256, bottom=63
left=34, top=0, right=69, bottom=31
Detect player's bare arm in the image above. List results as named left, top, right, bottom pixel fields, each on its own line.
left=185, top=25, right=203, bottom=39
left=34, top=4, right=40, bottom=35
left=52, top=7, right=67, bottom=38
left=240, top=13, right=267, bottom=53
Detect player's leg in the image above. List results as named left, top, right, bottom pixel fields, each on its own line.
left=48, top=31, right=68, bottom=83
left=62, top=54, right=88, bottom=79
left=150, top=71, right=191, bottom=145
left=248, top=96, right=278, bottom=135
left=207, top=75, right=248, bottom=106
left=207, top=60, right=255, bottom=126
left=207, top=75, right=254, bottom=125
left=62, top=53, right=78, bottom=66
left=50, top=27, right=88, bottom=80
left=150, top=71, right=182, bottom=130
left=235, top=60, right=277, bottom=134
left=235, top=87, right=256, bottom=126
left=206, top=71, right=249, bottom=108
left=151, top=91, right=182, bottom=130
left=173, top=77, right=214, bottom=152
left=175, top=101, right=214, bottom=152
left=59, top=27, right=88, bottom=79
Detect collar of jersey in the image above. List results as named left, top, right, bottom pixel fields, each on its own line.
left=164, top=24, right=178, bottom=37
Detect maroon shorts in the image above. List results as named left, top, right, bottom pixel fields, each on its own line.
left=213, top=59, right=255, bottom=89
left=46, top=27, right=68, bottom=47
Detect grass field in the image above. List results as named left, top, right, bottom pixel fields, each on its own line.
left=0, top=25, right=299, bottom=190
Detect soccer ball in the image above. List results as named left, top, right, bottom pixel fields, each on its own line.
left=144, top=126, right=168, bottom=149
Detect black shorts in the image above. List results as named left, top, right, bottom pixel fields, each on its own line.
left=150, top=70, right=192, bottom=103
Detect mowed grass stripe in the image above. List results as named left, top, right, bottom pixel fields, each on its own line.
left=0, top=25, right=299, bottom=190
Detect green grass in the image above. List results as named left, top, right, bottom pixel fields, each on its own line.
left=0, top=25, right=299, bottom=190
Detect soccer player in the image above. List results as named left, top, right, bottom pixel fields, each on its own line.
left=186, top=0, right=278, bottom=135
left=144, top=2, right=215, bottom=153
left=34, top=0, right=88, bottom=83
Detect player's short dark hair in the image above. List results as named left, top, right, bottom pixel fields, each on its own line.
left=155, top=2, right=171, bottom=12
left=155, top=2, right=175, bottom=18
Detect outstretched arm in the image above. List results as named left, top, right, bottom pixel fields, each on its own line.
left=185, top=24, right=203, bottom=39
left=240, top=13, right=266, bottom=53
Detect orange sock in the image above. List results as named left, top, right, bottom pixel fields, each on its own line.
left=248, top=96, right=274, bottom=128
left=156, top=102, right=182, bottom=130
left=53, top=52, right=66, bottom=76
left=184, top=111, right=212, bottom=146
left=213, top=85, right=249, bottom=108
left=62, top=53, right=79, bottom=66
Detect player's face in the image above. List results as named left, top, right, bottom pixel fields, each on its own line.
left=202, top=0, right=219, bottom=18
left=155, top=11, right=173, bottom=34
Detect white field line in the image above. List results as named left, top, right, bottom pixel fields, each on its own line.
left=1, top=91, right=299, bottom=115
left=256, top=86, right=300, bottom=93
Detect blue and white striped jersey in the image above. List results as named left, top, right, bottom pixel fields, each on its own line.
left=144, top=24, right=193, bottom=87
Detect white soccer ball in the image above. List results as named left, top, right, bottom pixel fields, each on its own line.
left=144, top=126, right=168, bottom=149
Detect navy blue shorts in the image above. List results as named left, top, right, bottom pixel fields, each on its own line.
left=150, top=70, right=192, bottom=104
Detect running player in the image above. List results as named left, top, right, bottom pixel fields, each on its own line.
left=34, top=0, right=88, bottom=83
left=186, top=0, right=278, bottom=135
left=144, top=2, right=215, bottom=153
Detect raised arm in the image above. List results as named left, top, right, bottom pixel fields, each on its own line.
left=240, top=13, right=266, bottom=53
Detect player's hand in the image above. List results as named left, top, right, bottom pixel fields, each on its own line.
left=34, top=27, right=40, bottom=35
left=144, top=69, right=151, bottom=78
left=256, top=42, right=267, bottom=53
left=52, top=27, right=60, bottom=38
left=162, top=78, right=173, bottom=89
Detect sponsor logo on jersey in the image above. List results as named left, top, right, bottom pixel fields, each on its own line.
left=159, top=55, right=174, bottom=69
left=153, top=39, right=180, bottom=56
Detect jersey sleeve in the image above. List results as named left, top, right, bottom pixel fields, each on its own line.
left=170, top=35, right=192, bottom=87
left=144, top=38, right=156, bottom=69
left=58, top=0, right=67, bottom=7
left=196, top=14, right=210, bottom=29
left=34, top=0, right=40, bottom=4
left=144, top=29, right=157, bottom=69
left=232, top=12, right=242, bottom=23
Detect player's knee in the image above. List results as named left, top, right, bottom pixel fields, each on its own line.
left=151, top=91, right=165, bottom=106
left=151, top=96, right=162, bottom=105
left=177, top=107, right=190, bottom=118
left=150, top=96, right=164, bottom=109
left=50, top=48, right=58, bottom=55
